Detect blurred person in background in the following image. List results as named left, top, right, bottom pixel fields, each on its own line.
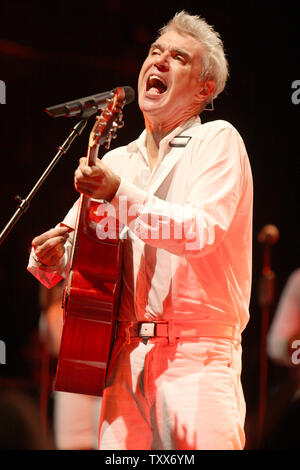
left=266, top=268, right=300, bottom=448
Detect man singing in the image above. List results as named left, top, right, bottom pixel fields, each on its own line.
left=28, top=11, right=253, bottom=450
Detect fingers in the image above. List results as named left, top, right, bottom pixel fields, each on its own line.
left=74, top=158, right=120, bottom=201
left=34, top=234, right=68, bottom=254
left=78, top=165, right=92, bottom=177
left=74, top=160, right=104, bottom=197
left=32, top=226, right=70, bottom=266
left=75, top=159, right=103, bottom=180
left=32, top=226, right=70, bottom=248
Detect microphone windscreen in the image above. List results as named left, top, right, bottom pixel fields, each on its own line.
left=123, top=86, right=135, bottom=105
left=257, top=224, right=280, bottom=245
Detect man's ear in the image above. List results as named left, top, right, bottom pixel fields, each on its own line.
left=195, top=79, right=216, bottom=105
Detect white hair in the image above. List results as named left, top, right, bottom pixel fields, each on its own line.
left=158, top=11, right=229, bottom=101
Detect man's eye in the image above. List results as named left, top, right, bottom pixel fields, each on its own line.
left=175, top=55, right=185, bottom=63
left=151, top=49, right=161, bottom=55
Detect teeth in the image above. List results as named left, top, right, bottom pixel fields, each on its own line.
left=147, top=75, right=167, bottom=92
left=149, top=74, right=166, bottom=84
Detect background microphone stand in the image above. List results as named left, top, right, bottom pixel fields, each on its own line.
left=257, top=224, right=280, bottom=447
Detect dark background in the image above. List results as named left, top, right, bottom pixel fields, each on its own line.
left=0, top=0, right=299, bottom=450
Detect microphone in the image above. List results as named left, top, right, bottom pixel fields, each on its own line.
left=257, top=224, right=279, bottom=308
left=257, top=224, right=280, bottom=245
left=45, top=86, right=135, bottom=118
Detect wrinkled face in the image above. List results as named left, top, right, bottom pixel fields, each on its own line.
left=138, top=29, right=206, bottom=128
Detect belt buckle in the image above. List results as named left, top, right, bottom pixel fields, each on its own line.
left=139, top=322, right=156, bottom=337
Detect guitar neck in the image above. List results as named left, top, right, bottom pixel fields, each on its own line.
left=86, top=144, right=99, bottom=166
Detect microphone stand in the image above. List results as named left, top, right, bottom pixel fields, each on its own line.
left=0, top=119, right=87, bottom=246
left=257, top=224, right=279, bottom=447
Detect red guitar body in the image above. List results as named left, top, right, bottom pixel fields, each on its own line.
left=54, top=88, right=126, bottom=396
left=54, top=199, right=123, bottom=396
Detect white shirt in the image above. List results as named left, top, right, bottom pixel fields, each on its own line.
left=28, top=117, right=253, bottom=331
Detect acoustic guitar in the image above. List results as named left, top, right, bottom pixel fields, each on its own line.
left=54, top=87, right=132, bottom=396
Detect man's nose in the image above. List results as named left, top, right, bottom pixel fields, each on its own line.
left=154, top=52, right=169, bottom=71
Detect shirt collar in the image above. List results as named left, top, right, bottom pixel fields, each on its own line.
left=126, top=115, right=201, bottom=155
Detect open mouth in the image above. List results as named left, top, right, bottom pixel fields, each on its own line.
left=146, top=75, right=168, bottom=95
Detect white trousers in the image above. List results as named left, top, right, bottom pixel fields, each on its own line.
left=54, top=392, right=101, bottom=449
left=98, top=336, right=246, bottom=450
